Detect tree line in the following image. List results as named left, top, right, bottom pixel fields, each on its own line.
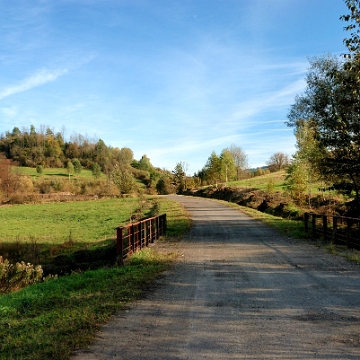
left=0, top=125, right=135, bottom=173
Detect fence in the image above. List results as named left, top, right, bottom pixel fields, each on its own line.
left=115, top=214, right=167, bottom=263
left=304, top=213, right=360, bottom=249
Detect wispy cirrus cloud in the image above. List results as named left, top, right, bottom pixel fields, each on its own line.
left=0, top=68, right=68, bottom=100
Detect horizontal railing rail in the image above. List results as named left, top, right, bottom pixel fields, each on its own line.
left=304, top=213, right=360, bottom=249
left=115, top=214, right=167, bottom=263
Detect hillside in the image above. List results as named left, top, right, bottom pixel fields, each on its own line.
left=185, top=170, right=349, bottom=218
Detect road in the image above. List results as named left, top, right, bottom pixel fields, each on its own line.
left=72, top=195, right=360, bottom=359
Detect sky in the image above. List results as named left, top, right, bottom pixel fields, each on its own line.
left=0, top=0, right=350, bottom=175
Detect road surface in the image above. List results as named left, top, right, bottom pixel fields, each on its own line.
left=72, top=195, right=360, bottom=359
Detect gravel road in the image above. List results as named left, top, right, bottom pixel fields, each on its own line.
left=72, top=195, right=360, bottom=359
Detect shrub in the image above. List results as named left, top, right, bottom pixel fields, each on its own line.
left=0, top=256, right=44, bottom=293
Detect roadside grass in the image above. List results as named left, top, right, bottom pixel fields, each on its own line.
left=227, top=201, right=308, bottom=239
left=0, top=196, right=191, bottom=360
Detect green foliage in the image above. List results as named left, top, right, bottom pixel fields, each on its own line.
left=285, top=161, right=308, bottom=204
left=198, top=147, right=249, bottom=185
left=287, top=55, right=360, bottom=209
left=172, top=162, right=187, bottom=193
left=91, top=163, right=102, bottom=178
left=36, top=165, right=43, bottom=174
left=341, top=0, right=360, bottom=56
left=111, top=165, right=136, bottom=194
left=156, top=176, right=176, bottom=195
left=220, top=149, right=236, bottom=182
left=72, top=159, right=82, bottom=174
left=66, top=161, right=74, bottom=178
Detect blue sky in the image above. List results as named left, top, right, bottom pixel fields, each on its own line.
left=0, top=0, right=349, bottom=174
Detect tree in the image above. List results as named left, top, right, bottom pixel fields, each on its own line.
left=204, top=152, right=221, bottom=184
left=156, top=176, right=176, bottom=195
left=0, top=155, right=19, bottom=202
left=285, top=160, right=308, bottom=204
left=287, top=55, right=360, bottom=207
left=341, top=0, right=360, bottom=57
left=138, top=155, right=153, bottom=172
left=92, top=163, right=102, bottom=179
left=228, top=144, right=248, bottom=180
left=220, top=149, right=236, bottom=182
left=111, top=165, right=136, bottom=195
left=172, top=162, right=188, bottom=193
left=118, top=147, right=134, bottom=166
left=67, top=161, right=74, bottom=180
left=266, top=152, right=289, bottom=172
left=73, top=159, right=82, bottom=174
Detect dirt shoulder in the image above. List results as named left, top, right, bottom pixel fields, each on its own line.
left=71, top=195, right=360, bottom=359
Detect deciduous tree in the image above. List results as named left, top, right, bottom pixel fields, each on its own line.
left=266, top=152, right=289, bottom=172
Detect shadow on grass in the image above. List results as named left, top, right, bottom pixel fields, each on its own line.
left=0, top=239, right=118, bottom=277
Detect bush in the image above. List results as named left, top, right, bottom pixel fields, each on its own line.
left=0, top=256, right=44, bottom=293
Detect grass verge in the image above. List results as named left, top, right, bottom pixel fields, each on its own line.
left=0, top=249, right=175, bottom=360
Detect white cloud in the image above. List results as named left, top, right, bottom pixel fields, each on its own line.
left=0, top=68, right=68, bottom=100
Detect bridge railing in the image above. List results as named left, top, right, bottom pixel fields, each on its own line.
left=115, top=214, right=167, bottom=263
left=304, top=213, right=360, bottom=249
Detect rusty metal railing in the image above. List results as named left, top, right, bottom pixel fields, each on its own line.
left=115, top=214, right=167, bottom=263
left=304, top=213, right=360, bottom=249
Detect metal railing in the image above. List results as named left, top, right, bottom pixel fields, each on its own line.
left=115, top=214, right=167, bottom=263
left=304, top=213, right=360, bottom=249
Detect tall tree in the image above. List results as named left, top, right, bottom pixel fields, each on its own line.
left=172, top=162, right=188, bottom=193
left=287, top=55, right=360, bottom=206
left=220, top=149, right=236, bottom=182
left=228, top=144, right=248, bottom=180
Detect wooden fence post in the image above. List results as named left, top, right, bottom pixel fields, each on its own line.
left=312, top=214, right=316, bottom=237
left=116, top=227, right=123, bottom=265
left=304, top=213, right=309, bottom=233
left=323, top=215, right=328, bottom=241
left=332, top=216, right=337, bottom=245
left=131, top=224, right=135, bottom=253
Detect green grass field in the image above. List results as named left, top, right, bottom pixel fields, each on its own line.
left=0, top=198, right=141, bottom=245
left=16, top=166, right=99, bottom=179
left=227, top=170, right=288, bottom=191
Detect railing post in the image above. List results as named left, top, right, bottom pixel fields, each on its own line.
left=304, top=213, right=309, bottom=233
left=139, top=221, right=143, bottom=249
left=332, top=216, right=337, bottom=245
left=156, top=216, right=159, bottom=239
left=311, top=214, right=316, bottom=237
left=131, top=224, right=135, bottom=253
left=346, top=219, right=351, bottom=248
left=323, top=215, right=327, bottom=241
left=116, top=227, right=124, bottom=265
